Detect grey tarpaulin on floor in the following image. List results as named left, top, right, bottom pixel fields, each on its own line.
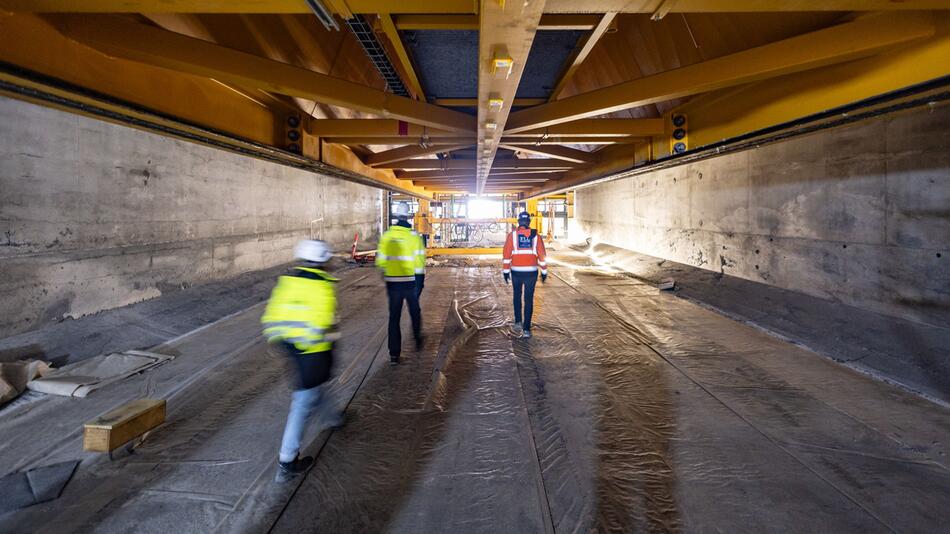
left=1, top=261, right=948, bottom=532
left=0, top=359, right=50, bottom=405
left=0, top=461, right=79, bottom=515
left=27, top=351, right=174, bottom=397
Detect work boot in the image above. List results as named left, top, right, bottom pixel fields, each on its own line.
left=278, top=455, right=313, bottom=476
left=390, top=355, right=400, bottom=366
left=522, top=329, right=532, bottom=339
left=325, top=411, right=346, bottom=430
left=513, top=321, right=523, bottom=331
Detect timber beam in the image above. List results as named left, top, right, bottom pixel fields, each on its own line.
left=506, top=12, right=936, bottom=132
left=57, top=16, right=476, bottom=133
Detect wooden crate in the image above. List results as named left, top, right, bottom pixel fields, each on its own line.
left=83, top=398, right=166, bottom=452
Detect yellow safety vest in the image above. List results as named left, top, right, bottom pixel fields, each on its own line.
left=376, top=225, right=424, bottom=282
left=261, top=267, right=338, bottom=353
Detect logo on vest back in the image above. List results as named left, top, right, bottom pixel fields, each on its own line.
left=517, top=234, right=533, bottom=249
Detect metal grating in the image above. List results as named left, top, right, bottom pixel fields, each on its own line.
left=346, top=15, right=410, bottom=97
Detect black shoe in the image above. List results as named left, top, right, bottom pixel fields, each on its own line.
left=415, top=335, right=425, bottom=351
left=278, top=455, right=313, bottom=476
left=390, top=355, right=400, bottom=365
left=326, top=411, right=346, bottom=429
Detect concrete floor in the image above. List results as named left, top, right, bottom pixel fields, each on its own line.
left=1, top=251, right=948, bottom=533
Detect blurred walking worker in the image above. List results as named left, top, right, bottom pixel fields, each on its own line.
left=377, top=203, right=425, bottom=364
left=502, top=211, right=547, bottom=338
left=261, top=239, right=342, bottom=478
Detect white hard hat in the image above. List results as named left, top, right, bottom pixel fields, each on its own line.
left=294, top=240, right=332, bottom=263
left=393, top=202, right=410, bottom=219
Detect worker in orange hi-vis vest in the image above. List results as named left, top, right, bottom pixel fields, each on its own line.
left=502, top=211, right=547, bottom=339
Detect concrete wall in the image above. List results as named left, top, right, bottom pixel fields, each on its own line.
left=0, top=96, right=382, bottom=337
left=576, top=103, right=950, bottom=329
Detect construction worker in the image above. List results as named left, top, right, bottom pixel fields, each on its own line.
left=261, top=240, right=342, bottom=477
left=502, top=211, right=547, bottom=338
left=377, top=203, right=425, bottom=364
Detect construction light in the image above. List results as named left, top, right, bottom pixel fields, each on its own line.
left=485, top=121, right=498, bottom=130
left=492, top=47, right=514, bottom=79
left=670, top=113, right=688, bottom=155
left=285, top=114, right=302, bottom=154
left=489, top=98, right=504, bottom=111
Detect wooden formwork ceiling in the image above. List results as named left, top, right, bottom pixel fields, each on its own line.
left=1, top=1, right=948, bottom=197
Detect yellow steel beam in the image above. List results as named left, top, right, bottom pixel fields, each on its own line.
left=58, top=16, right=476, bottom=133
left=542, top=0, right=950, bottom=12
left=367, top=144, right=473, bottom=167
left=433, top=98, right=547, bottom=107
left=325, top=135, right=640, bottom=145
left=498, top=144, right=596, bottom=164
left=476, top=0, right=547, bottom=195
left=390, top=159, right=577, bottom=170
left=548, top=12, right=617, bottom=102
left=377, top=14, right=426, bottom=101
left=402, top=169, right=565, bottom=179
left=506, top=118, right=665, bottom=137
left=328, top=136, right=474, bottom=146
left=0, top=0, right=476, bottom=13
left=8, top=0, right=949, bottom=12
left=501, top=135, right=642, bottom=145
left=308, top=119, right=455, bottom=137
left=505, top=12, right=936, bottom=133
left=393, top=14, right=602, bottom=31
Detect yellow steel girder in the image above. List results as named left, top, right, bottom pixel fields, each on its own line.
left=58, top=16, right=476, bottom=133
left=366, top=144, right=473, bottom=167
left=385, top=159, right=577, bottom=170
left=505, top=12, right=937, bottom=133
left=497, top=144, right=595, bottom=164
left=475, top=0, right=547, bottom=195
left=8, top=0, right=948, bottom=12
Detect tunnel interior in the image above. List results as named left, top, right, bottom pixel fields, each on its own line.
left=0, top=2, right=948, bottom=533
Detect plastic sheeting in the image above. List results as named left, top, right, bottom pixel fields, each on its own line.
left=27, top=351, right=174, bottom=397
left=2, top=258, right=948, bottom=532
left=0, top=359, right=50, bottom=405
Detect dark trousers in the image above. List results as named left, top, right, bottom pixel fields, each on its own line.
left=280, top=342, right=333, bottom=389
left=386, top=281, right=422, bottom=357
left=415, top=274, right=425, bottom=299
left=512, top=271, right=538, bottom=331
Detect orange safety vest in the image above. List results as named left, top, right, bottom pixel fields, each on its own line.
left=502, top=227, right=547, bottom=275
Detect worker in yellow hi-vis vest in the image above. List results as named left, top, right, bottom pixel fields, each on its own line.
left=376, top=203, right=425, bottom=365
left=261, top=239, right=343, bottom=478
